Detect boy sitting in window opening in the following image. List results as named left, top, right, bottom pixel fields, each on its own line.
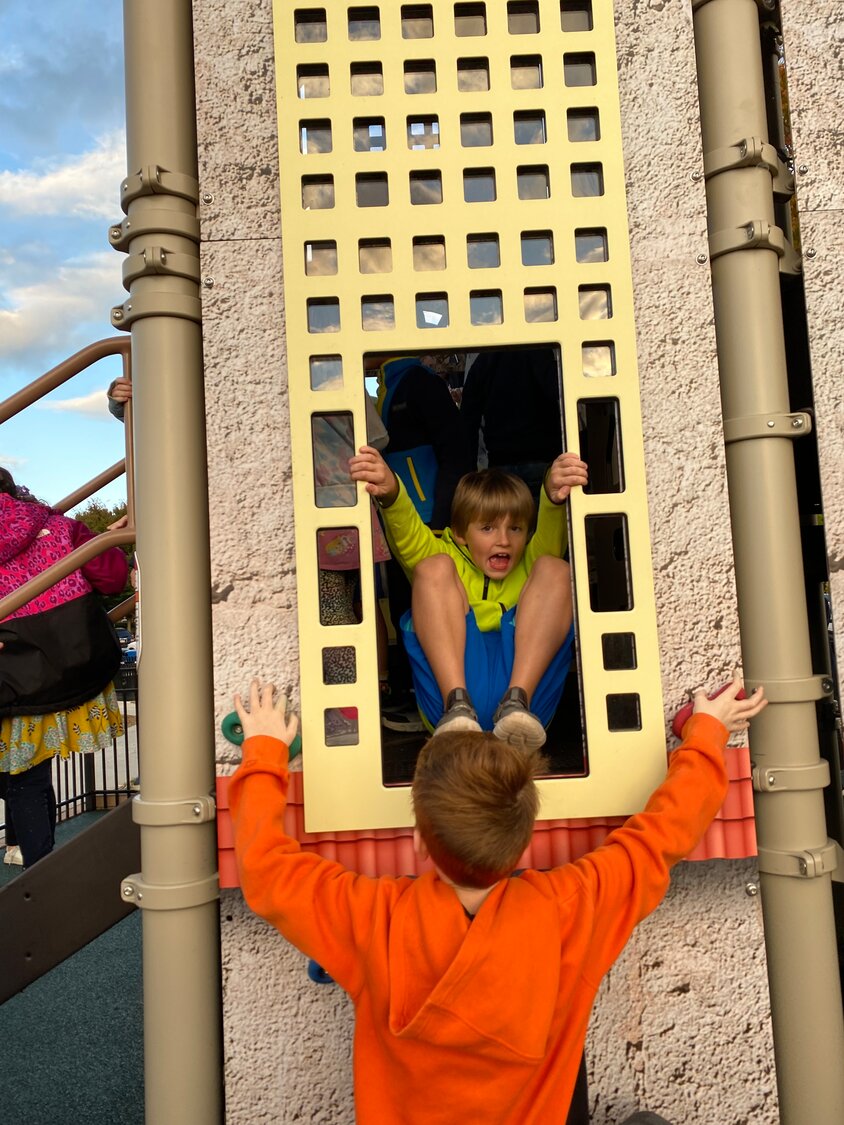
left=349, top=444, right=588, bottom=749
left=230, top=677, right=767, bottom=1125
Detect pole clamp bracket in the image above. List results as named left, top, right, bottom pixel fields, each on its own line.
left=121, top=165, right=199, bottom=209
left=744, top=675, right=833, bottom=704
left=111, top=292, right=203, bottom=331
left=704, top=136, right=777, bottom=178
left=122, top=246, right=201, bottom=287
left=752, top=760, right=830, bottom=793
left=709, top=220, right=785, bottom=262
left=108, top=210, right=200, bottom=254
left=120, top=872, right=220, bottom=911
left=756, top=840, right=839, bottom=880
left=131, top=795, right=216, bottom=826
left=723, top=411, right=812, bottom=444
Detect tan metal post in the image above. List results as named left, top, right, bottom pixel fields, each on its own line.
left=692, top=1, right=844, bottom=1121
left=115, top=2, right=224, bottom=1122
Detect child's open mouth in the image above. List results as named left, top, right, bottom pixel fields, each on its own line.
left=487, top=553, right=511, bottom=572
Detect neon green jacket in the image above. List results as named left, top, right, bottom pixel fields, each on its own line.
left=380, top=480, right=567, bottom=632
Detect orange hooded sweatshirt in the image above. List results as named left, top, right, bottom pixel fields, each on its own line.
left=229, top=713, right=729, bottom=1124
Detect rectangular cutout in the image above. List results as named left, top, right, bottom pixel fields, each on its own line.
left=574, top=227, right=608, bottom=263
left=517, top=165, right=550, bottom=199
left=302, top=175, right=335, bottom=210
left=322, top=646, right=357, bottom=685
left=561, top=1, right=593, bottom=32
left=309, top=355, right=343, bottom=391
left=564, top=52, right=596, bottom=86
left=404, top=60, right=437, bottom=94
left=312, top=413, right=356, bottom=508
left=467, top=233, right=500, bottom=269
left=521, top=230, right=554, bottom=266
left=571, top=163, right=604, bottom=197
left=578, top=284, right=611, bottom=319
left=460, top=113, right=493, bottom=147
left=416, top=294, right=449, bottom=328
left=601, top=633, right=637, bottom=671
left=463, top=168, right=496, bottom=202
left=457, top=57, right=490, bottom=92
left=524, top=288, right=557, bottom=322
left=470, top=291, right=503, bottom=325
left=297, top=64, right=330, bottom=98
left=402, top=5, right=434, bottom=37
left=606, top=694, right=641, bottom=732
left=582, top=341, right=616, bottom=377
left=407, top=116, right=440, bottom=150
left=410, top=170, right=444, bottom=205
left=348, top=7, right=380, bottom=40
left=353, top=117, right=387, bottom=152
left=413, top=236, right=447, bottom=271
left=324, top=707, right=360, bottom=746
left=294, top=8, right=327, bottom=43
left=307, top=298, right=341, bottom=333
left=300, top=119, right=332, bottom=154
left=511, top=54, right=543, bottom=89
left=454, top=3, right=487, bottom=36
left=304, top=240, right=338, bottom=276
left=359, top=239, right=393, bottom=273
left=508, top=1, right=540, bottom=35
left=584, top=513, right=633, bottom=612
left=567, top=107, right=600, bottom=142
left=578, top=398, right=624, bottom=493
left=350, top=62, right=384, bottom=96
left=361, top=295, right=395, bottom=330
left=355, top=172, right=389, bottom=207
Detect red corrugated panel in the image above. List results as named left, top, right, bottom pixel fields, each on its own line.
left=216, top=768, right=757, bottom=890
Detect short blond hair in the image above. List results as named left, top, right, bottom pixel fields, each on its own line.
left=412, top=731, right=545, bottom=888
left=450, top=469, right=535, bottom=539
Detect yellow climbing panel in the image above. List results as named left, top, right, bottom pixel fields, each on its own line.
left=272, top=0, right=666, bottom=831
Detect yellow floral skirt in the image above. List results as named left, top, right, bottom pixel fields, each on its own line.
left=0, top=683, right=123, bottom=776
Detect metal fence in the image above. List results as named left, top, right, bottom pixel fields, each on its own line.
left=0, top=664, right=139, bottom=840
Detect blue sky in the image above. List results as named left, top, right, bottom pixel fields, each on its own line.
left=0, top=0, right=128, bottom=511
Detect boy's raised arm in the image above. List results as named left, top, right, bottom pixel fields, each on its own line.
left=349, top=444, right=400, bottom=506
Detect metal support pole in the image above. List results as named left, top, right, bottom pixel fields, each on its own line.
left=117, top=3, right=224, bottom=1122
left=692, top=1, right=844, bottom=1121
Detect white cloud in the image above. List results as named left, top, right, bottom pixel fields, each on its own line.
left=0, top=130, right=125, bottom=219
left=36, top=389, right=111, bottom=419
left=0, top=251, right=121, bottom=364
left=0, top=455, right=28, bottom=470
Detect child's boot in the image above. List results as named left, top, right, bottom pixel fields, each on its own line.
left=434, top=688, right=481, bottom=736
left=492, top=687, right=546, bottom=750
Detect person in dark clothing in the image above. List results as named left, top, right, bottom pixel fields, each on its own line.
left=460, top=347, right=563, bottom=502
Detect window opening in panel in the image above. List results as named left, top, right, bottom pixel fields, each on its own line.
left=416, top=294, right=449, bottom=328
left=348, top=7, right=380, bottom=40
left=358, top=346, right=591, bottom=787
left=577, top=398, right=624, bottom=493
left=601, top=633, right=636, bottom=671
left=353, top=117, right=387, bottom=152
left=355, top=172, right=389, bottom=207
left=350, top=62, right=384, bottom=96
left=294, top=8, right=327, bottom=43
left=467, top=233, right=500, bottom=269
left=521, top=230, right=554, bottom=266
left=304, top=240, right=338, bottom=276
left=564, top=52, right=596, bottom=86
left=324, top=707, right=360, bottom=746
left=517, top=165, right=550, bottom=199
left=578, top=284, right=611, bottom=319
left=567, top=107, right=600, bottom=141
left=307, top=298, right=341, bottom=333
left=412, top=236, right=447, bottom=270
left=297, top=64, right=330, bottom=98
left=508, top=1, right=540, bottom=35
left=410, top=171, right=444, bottom=205
left=402, top=5, right=434, bottom=38
left=584, top=513, right=632, bottom=611
left=511, top=54, right=543, bottom=89
left=582, top=341, right=616, bottom=377
left=560, top=1, right=593, bottom=33
left=309, top=354, right=343, bottom=391
left=302, top=174, right=335, bottom=210
left=574, top=226, right=608, bottom=262
left=312, top=413, right=356, bottom=508
left=457, top=57, right=490, bottom=92
left=606, top=694, right=641, bottom=732
left=460, top=113, right=493, bottom=147
left=463, top=168, right=496, bottom=202
left=404, top=60, right=437, bottom=94
left=323, top=646, right=357, bottom=684
left=300, top=119, right=332, bottom=154
left=359, top=239, right=393, bottom=274
left=470, top=291, right=503, bottom=324
left=524, top=288, right=557, bottom=323
left=454, top=3, right=487, bottom=37
left=361, top=295, right=396, bottom=331
left=571, top=163, right=604, bottom=197
left=514, top=111, right=546, bottom=145
left=407, top=116, right=440, bottom=150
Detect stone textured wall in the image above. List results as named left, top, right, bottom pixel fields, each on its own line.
left=780, top=2, right=844, bottom=689
left=195, top=0, right=778, bottom=1120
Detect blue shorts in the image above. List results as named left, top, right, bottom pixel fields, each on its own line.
left=400, top=606, right=575, bottom=732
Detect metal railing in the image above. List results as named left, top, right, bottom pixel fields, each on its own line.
left=0, top=337, right=137, bottom=841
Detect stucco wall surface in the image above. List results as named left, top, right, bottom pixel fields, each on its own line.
left=779, top=2, right=844, bottom=689
left=195, top=0, right=776, bottom=1121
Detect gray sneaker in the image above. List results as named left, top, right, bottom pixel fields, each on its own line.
left=492, top=687, right=546, bottom=750
left=433, top=688, right=481, bottom=736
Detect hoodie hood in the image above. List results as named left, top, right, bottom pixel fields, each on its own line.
left=0, top=493, right=51, bottom=566
left=387, top=873, right=562, bottom=1062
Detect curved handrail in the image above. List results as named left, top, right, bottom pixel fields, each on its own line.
left=0, top=528, right=136, bottom=621
left=0, top=337, right=130, bottom=425
left=108, top=593, right=139, bottom=624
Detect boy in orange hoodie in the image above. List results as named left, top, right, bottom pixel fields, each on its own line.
left=229, top=677, right=766, bottom=1124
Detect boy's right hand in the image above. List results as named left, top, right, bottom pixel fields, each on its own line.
left=692, top=676, right=767, bottom=732
left=234, top=680, right=299, bottom=745
left=348, top=445, right=399, bottom=506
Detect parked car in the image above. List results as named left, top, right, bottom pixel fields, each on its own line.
left=116, top=627, right=133, bottom=649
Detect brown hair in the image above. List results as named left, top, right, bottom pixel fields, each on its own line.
left=449, top=469, right=535, bottom=539
left=412, top=731, right=545, bottom=888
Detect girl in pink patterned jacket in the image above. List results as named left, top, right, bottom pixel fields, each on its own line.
left=0, top=469, right=128, bottom=868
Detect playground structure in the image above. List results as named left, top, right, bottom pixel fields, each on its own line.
left=2, top=1, right=844, bottom=1122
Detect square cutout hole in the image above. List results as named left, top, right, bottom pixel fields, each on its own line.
left=571, top=163, right=603, bottom=197
left=309, top=354, right=343, bottom=391
left=351, top=62, right=384, bottom=96
left=302, top=175, right=335, bottom=210
left=517, top=165, right=550, bottom=199
left=413, top=237, right=447, bottom=271
left=408, top=116, right=440, bottom=150
left=359, top=239, right=392, bottom=273
left=362, top=295, right=395, bottom=331
left=582, top=341, right=616, bottom=377
left=578, top=284, right=612, bottom=319
left=297, top=64, right=329, bottom=98
left=567, top=107, right=600, bottom=142
left=322, top=647, right=357, bottom=685
left=511, top=55, right=543, bottom=89
left=601, top=633, right=637, bottom=671
left=470, top=290, right=503, bottom=325
left=348, top=7, right=380, bottom=39
left=300, top=120, right=332, bottom=154
left=524, top=288, right=557, bottom=322
left=521, top=231, right=554, bottom=266
left=564, top=52, right=596, bottom=86
left=461, top=113, right=493, bottom=147
left=307, top=298, right=341, bottom=333
left=606, top=694, right=641, bottom=732
left=455, top=3, right=487, bottom=36
left=294, top=9, right=327, bottom=43
left=458, top=57, right=490, bottom=92
left=356, top=172, right=389, bottom=207
left=410, top=171, right=444, bottom=204
left=324, top=708, right=360, bottom=746
left=514, top=111, right=546, bottom=145
left=304, top=240, right=338, bottom=276
left=416, top=294, right=449, bottom=328
left=402, top=5, right=434, bottom=37
left=464, top=168, right=496, bottom=202
left=404, top=60, right=437, bottom=94
left=508, top=1, right=540, bottom=34
left=467, top=233, right=500, bottom=268
left=575, top=227, right=608, bottom=262
left=561, top=1, right=593, bottom=32
left=354, top=118, right=387, bottom=151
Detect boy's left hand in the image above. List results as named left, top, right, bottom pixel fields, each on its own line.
left=234, top=680, right=299, bottom=745
left=545, top=453, right=589, bottom=504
